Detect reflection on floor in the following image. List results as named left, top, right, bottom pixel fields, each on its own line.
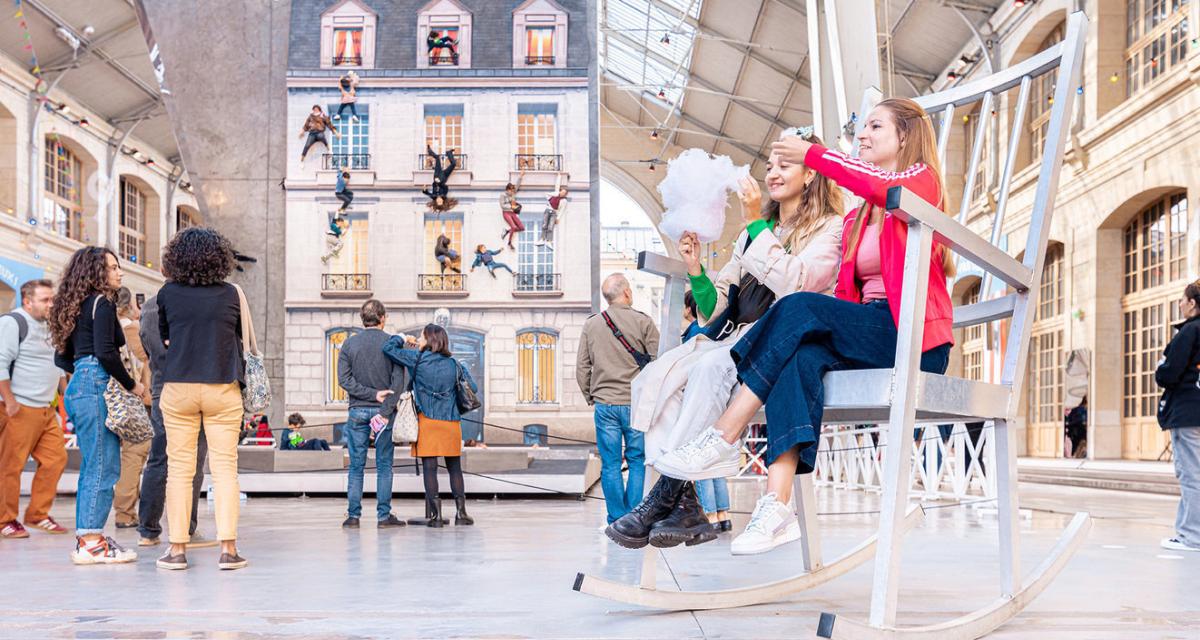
left=0, top=482, right=1196, bottom=639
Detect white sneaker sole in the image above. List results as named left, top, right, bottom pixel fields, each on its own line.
left=730, top=521, right=802, bottom=556
left=653, top=456, right=740, bottom=481
left=1161, top=538, right=1200, bottom=552
left=71, top=552, right=137, bottom=565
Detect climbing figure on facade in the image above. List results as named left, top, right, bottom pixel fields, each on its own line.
left=422, top=145, right=458, bottom=212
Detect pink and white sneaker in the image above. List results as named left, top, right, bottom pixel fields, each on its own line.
left=70, top=536, right=137, bottom=565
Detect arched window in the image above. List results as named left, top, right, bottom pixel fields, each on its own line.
left=1027, top=244, right=1066, bottom=456
left=119, top=177, right=147, bottom=263
left=1028, top=22, right=1065, bottom=165
left=326, top=327, right=362, bottom=404
left=961, top=282, right=984, bottom=381
left=1121, top=192, right=1188, bottom=458
left=1125, top=0, right=1190, bottom=98
left=176, top=205, right=200, bottom=231
left=516, top=329, right=557, bottom=404
left=42, top=137, right=83, bottom=241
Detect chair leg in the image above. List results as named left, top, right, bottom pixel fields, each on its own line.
left=993, top=417, right=1021, bottom=597
left=638, top=466, right=659, bottom=590
left=793, top=474, right=823, bottom=572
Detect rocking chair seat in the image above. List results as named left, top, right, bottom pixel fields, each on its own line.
left=821, top=370, right=1010, bottom=424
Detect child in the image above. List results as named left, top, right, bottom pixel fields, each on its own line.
left=282, top=413, right=331, bottom=451
left=470, top=245, right=514, bottom=278
left=536, top=183, right=568, bottom=248
left=335, top=171, right=353, bottom=212
left=321, top=215, right=350, bottom=264
left=500, top=172, right=525, bottom=249
left=334, top=71, right=359, bottom=121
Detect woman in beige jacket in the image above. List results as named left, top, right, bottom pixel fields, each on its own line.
left=611, top=129, right=844, bottom=550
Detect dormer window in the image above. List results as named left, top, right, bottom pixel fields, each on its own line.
left=320, top=0, right=377, bottom=69
left=513, top=0, right=568, bottom=69
left=418, top=0, right=473, bottom=69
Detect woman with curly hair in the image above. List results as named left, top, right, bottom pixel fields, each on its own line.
left=50, top=246, right=143, bottom=565
left=151, top=227, right=248, bottom=572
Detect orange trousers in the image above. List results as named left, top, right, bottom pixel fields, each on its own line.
left=0, top=403, right=67, bottom=524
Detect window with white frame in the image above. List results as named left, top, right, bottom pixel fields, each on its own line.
left=418, top=0, right=473, bottom=69
left=328, top=212, right=368, bottom=275
left=41, top=137, right=84, bottom=241
left=517, top=211, right=556, bottom=291
left=516, top=329, right=557, bottom=404
left=424, top=104, right=464, bottom=168
left=119, top=178, right=147, bottom=264
left=516, top=104, right=558, bottom=171
left=176, top=205, right=200, bottom=231
left=513, top=0, right=568, bottom=69
left=1125, top=0, right=1190, bottom=98
left=329, top=103, right=370, bottom=170
left=321, top=0, right=377, bottom=69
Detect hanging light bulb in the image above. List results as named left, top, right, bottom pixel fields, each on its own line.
left=947, top=70, right=959, bottom=80
left=1110, top=71, right=1120, bottom=83
left=962, top=114, right=970, bottom=124
left=657, top=88, right=666, bottom=100
left=649, top=128, right=659, bottom=139
left=1150, top=57, right=1159, bottom=68
left=1076, top=86, right=1084, bottom=95
left=660, top=33, right=670, bottom=46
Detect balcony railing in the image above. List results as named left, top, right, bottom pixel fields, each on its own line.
left=514, top=154, right=562, bottom=172
left=515, top=273, right=561, bottom=293
left=525, top=55, right=555, bottom=65
left=429, top=53, right=459, bottom=66
left=322, top=273, right=371, bottom=292
left=323, top=153, right=371, bottom=171
left=418, top=273, right=466, bottom=293
left=332, top=55, right=362, bottom=66
left=418, top=153, right=468, bottom=171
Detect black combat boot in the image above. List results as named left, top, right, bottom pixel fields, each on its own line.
left=408, top=495, right=448, bottom=526
left=427, top=497, right=444, bottom=528
left=604, top=476, right=687, bottom=549
left=648, top=482, right=718, bottom=548
left=454, top=495, right=474, bottom=526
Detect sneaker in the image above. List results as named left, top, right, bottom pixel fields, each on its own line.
left=71, top=536, right=137, bottom=565
left=156, top=551, right=188, bottom=570
left=378, top=514, right=406, bottom=529
left=654, top=428, right=741, bottom=481
left=115, top=521, right=138, bottom=529
left=342, top=516, right=360, bottom=529
left=730, top=493, right=802, bottom=556
left=1161, top=536, right=1200, bottom=552
left=332, top=114, right=341, bottom=120
left=534, top=240, right=545, bottom=246
left=218, top=552, right=248, bottom=571
left=351, top=115, right=360, bottom=123
left=1, top=521, right=29, bottom=538
left=27, top=517, right=67, bottom=534
left=138, top=537, right=161, bottom=547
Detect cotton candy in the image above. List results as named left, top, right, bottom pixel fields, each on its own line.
left=656, top=149, right=750, bottom=243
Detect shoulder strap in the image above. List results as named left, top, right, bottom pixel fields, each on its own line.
left=601, top=311, right=643, bottom=360
left=230, top=283, right=259, bottom=356
left=2, top=312, right=28, bottom=344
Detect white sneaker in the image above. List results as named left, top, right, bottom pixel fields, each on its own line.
left=332, top=114, right=341, bottom=120
left=351, top=115, right=360, bottom=122
left=653, top=428, right=741, bottom=480
left=71, top=536, right=137, bottom=565
left=730, top=493, right=801, bottom=556
left=1161, top=536, right=1200, bottom=552
left=534, top=240, right=545, bottom=246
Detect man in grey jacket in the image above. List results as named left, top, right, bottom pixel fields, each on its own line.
left=136, top=294, right=210, bottom=548
left=338, top=299, right=408, bottom=529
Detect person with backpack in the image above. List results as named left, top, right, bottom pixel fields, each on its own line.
left=0, top=279, right=69, bottom=539
left=575, top=274, right=660, bottom=524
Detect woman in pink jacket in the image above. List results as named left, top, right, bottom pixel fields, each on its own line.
left=619, top=98, right=956, bottom=557
left=608, top=130, right=844, bottom=550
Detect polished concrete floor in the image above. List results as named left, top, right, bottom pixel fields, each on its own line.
left=0, top=482, right=1197, bottom=639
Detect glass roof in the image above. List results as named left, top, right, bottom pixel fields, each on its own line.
left=600, top=0, right=703, bottom=106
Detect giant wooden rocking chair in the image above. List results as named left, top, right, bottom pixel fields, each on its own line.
left=575, top=11, right=1091, bottom=638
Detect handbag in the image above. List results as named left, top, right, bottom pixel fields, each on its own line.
left=390, top=357, right=420, bottom=444
left=93, top=297, right=153, bottom=444
left=232, top=284, right=272, bottom=414
left=702, top=234, right=777, bottom=342
left=454, top=361, right=481, bottom=414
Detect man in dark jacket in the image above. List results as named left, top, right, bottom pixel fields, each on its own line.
left=136, top=295, right=210, bottom=548
left=1155, top=290, right=1200, bottom=553
left=337, top=299, right=409, bottom=529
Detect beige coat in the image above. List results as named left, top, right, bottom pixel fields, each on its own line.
left=575, top=302, right=660, bottom=406
left=631, top=217, right=844, bottom=448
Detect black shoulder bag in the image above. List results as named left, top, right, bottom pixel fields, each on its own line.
left=601, top=311, right=653, bottom=369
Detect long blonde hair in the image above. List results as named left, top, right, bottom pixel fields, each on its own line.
left=843, top=98, right=956, bottom=276
left=763, top=133, right=844, bottom=251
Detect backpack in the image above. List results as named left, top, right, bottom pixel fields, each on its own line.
left=2, top=312, right=29, bottom=378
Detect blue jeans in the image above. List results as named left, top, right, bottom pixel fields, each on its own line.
left=344, top=407, right=394, bottom=520
left=695, top=478, right=730, bottom=514
left=731, top=296, right=951, bottom=472
left=1171, top=427, right=1200, bottom=546
left=66, top=357, right=122, bottom=535
left=594, top=403, right=644, bottom=523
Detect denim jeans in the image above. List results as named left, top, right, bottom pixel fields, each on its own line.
left=695, top=478, right=730, bottom=514
left=1170, top=427, right=1200, bottom=546
left=594, top=403, right=645, bottom=523
left=344, top=407, right=394, bottom=520
left=138, top=395, right=207, bottom=540
left=731, top=296, right=951, bottom=472
left=66, top=357, right=122, bottom=534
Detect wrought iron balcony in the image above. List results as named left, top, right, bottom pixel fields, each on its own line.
left=429, top=53, right=459, bottom=66
left=322, top=153, right=371, bottom=171
left=514, top=154, right=562, bottom=172
left=418, top=273, right=466, bottom=293
left=322, top=273, right=371, bottom=293
left=525, top=55, right=555, bottom=65
left=418, top=153, right=468, bottom=171
left=514, top=273, right=561, bottom=293
left=332, top=55, right=362, bottom=66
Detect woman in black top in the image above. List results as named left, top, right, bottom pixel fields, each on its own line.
left=1155, top=279, right=1200, bottom=552
left=48, top=247, right=142, bottom=565
left=153, top=228, right=248, bottom=572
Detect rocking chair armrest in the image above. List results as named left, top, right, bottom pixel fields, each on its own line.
left=886, top=187, right=1034, bottom=292
left=637, top=251, right=689, bottom=279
